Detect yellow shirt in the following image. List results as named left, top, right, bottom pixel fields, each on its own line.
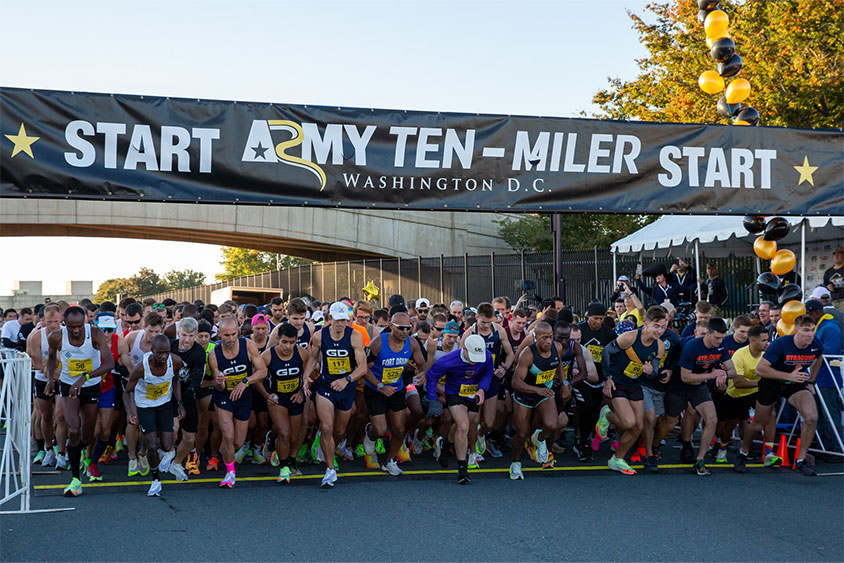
left=728, top=345, right=762, bottom=398
left=620, top=308, right=643, bottom=328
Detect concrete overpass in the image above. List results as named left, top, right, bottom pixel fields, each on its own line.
left=0, top=199, right=514, bottom=261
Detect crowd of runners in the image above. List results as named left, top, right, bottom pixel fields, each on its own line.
left=1, top=270, right=842, bottom=498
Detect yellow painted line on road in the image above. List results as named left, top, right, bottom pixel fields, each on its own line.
left=33, top=463, right=767, bottom=490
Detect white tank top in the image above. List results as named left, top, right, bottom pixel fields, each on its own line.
left=59, top=325, right=102, bottom=387
left=129, top=330, right=146, bottom=369
left=134, top=352, right=174, bottom=408
left=33, top=328, right=50, bottom=382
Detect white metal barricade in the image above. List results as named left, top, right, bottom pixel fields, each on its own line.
left=0, top=348, right=73, bottom=514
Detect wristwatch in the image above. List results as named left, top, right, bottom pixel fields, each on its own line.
left=377, top=382, right=384, bottom=390
left=345, top=375, right=352, bottom=383
left=241, top=378, right=250, bottom=387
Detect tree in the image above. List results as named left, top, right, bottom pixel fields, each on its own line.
left=495, top=214, right=658, bottom=252
left=164, top=269, right=206, bottom=290
left=133, top=267, right=168, bottom=296
left=215, top=248, right=311, bottom=281
left=592, top=0, right=843, bottom=128
left=94, top=277, right=134, bottom=303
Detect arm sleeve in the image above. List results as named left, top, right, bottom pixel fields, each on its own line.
left=601, top=339, right=621, bottom=368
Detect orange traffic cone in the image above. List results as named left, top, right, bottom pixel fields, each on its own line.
left=777, top=435, right=790, bottom=468
left=792, top=438, right=801, bottom=469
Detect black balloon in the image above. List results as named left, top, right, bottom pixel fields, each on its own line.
left=697, top=9, right=712, bottom=24
left=743, top=214, right=766, bottom=234
left=710, top=37, right=736, bottom=63
left=756, top=272, right=781, bottom=295
left=736, top=107, right=760, bottom=126
left=718, top=96, right=742, bottom=119
left=718, top=53, right=743, bottom=77
left=764, top=216, right=790, bottom=241
left=698, top=0, right=719, bottom=9
left=778, top=284, right=802, bottom=307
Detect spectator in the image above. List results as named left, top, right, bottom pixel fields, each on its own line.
left=636, top=264, right=680, bottom=307
left=824, top=246, right=844, bottom=301
left=806, top=299, right=842, bottom=456
left=670, top=256, right=698, bottom=304
left=680, top=301, right=713, bottom=338
left=701, top=262, right=728, bottom=316
left=811, top=286, right=844, bottom=340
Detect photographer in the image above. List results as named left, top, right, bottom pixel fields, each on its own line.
left=636, top=264, right=681, bottom=308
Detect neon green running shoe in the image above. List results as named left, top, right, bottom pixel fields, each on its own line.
left=375, top=438, right=385, bottom=455
left=310, top=433, right=321, bottom=461
left=270, top=451, right=280, bottom=467
left=63, top=477, right=82, bottom=497
left=296, top=443, right=309, bottom=464
left=595, top=405, right=611, bottom=440
left=277, top=466, right=292, bottom=483
left=334, top=457, right=340, bottom=471
left=763, top=452, right=783, bottom=467
left=355, top=443, right=366, bottom=458
left=608, top=455, right=636, bottom=475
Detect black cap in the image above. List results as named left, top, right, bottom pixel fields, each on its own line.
left=586, top=302, right=606, bottom=317
left=388, top=294, right=405, bottom=307
left=804, top=299, right=824, bottom=313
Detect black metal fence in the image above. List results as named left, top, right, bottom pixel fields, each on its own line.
left=146, top=249, right=758, bottom=318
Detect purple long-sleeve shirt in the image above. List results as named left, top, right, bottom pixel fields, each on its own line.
left=426, top=348, right=494, bottom=402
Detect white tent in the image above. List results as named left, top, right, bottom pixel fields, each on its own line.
left=610, top=215, right=844, bottom=299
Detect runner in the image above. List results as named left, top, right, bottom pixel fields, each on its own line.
left=258, top=323, right=314, bottom=483
left=711, top=315, right=752, bottom=462
left=124, top=335, right=184, bottom=496
left=168, top=317, right=206, bottom=480
left=26, top=304, right=64, bottom=469
left=362, top=312, right=427, bottom=475
left=306, top=302, right=368, bottom=488
left=509, top=322, right=565, bottom=479
left=207, top=317, right=268, bottom=488
left=735, top=315, right=823, bottom=476
left=44, top=306, right=114, bottom=497
left=245, top=313, right=271, bottom=464
left=597, top=306, right=666, bottom=475
left=425, top=334, right=493, bottom=484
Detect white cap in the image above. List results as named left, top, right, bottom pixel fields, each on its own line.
left=660, top=300, right=676, bottom=316
left=417, top=298, right=431, bottom=309
left=464, top=334, right=488, bottom=363
left=312, top=311, right=325, bottom=323
left=329, top=302, right=351, bottom=321
left=810, top=286, right=831, bottom=300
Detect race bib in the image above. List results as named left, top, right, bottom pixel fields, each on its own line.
left=225, top=374, right=243, bottom=391
left=535, top=368, right=555, bottom=385
left=588, top=345, right=603, bottom=363
left=276, top=378, right=299, bottom=393
left=623, top=362, right=643, bottom=379
left=145, top=381, right=171, bottom=400
left=459, top=384, right=478, bottom=398
left=438, top=376, right=446, bottom=385
left=382, top=366, right=403, bottom=384
left=68, top=358, right=92, bottom=378
left=327, top=357, right=351, bottom=375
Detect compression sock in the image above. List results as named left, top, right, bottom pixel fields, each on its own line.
left=681, top=440, right=692, bottom=449
left=458, top=459, right=468, bottom=471
left=91, top=438, right=109, bottom=461
left=68, top=443, right=82, bottom=479
left=152, top=469, right=160, bottom=481
left=225, top=461, right=235, bottom=474
left=36, top=438, right=45, bottom=451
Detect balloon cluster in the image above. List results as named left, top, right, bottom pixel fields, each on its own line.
left=744, top=215, right=803, bottom=336
left=696, top=0, right=758, bottom=126
left=362, top=280, right=380, bottom=302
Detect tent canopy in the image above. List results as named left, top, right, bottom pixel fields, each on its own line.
left=611, top=216, right=844, bottom=257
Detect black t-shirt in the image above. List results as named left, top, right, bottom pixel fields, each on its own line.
left=19, top=321, right=35, bottom=342
left=824, top=265, right=844, bottom=300
left=170, top=339, right=207, bottom=396
left=577, top=320, right=616, bottom=381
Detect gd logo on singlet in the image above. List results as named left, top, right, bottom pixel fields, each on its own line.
left=326, top=349, right=351, bottom=375
left=222, top=364, right=246, bottom=391
left=275, top=367, right=301, bottom=393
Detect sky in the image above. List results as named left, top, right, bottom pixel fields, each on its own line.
left=0, top=0, right=650, bottom=295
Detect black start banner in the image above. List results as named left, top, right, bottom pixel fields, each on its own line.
left=1, top=87, right=841, bottom=215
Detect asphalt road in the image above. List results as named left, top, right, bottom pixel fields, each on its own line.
left=2, top=443, right=842, bottom=562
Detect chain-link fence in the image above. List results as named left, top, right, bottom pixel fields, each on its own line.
left=146, top=249, right=758, bottom=318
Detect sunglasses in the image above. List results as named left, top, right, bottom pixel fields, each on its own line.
left=432, top=326, right=445, bottom=331
left=152, top=304, right=166, bottom=309
left=392, top=324, right=412, bottom=331
left=417, top=308, right=429, bottom=314
left=125, top=319, right=141, bottom=325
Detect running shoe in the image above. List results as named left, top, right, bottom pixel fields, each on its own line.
left=336, top=445, right=354, bottom=462
left=468, top=452, right=480, bottom=469
left=715, top=448, right=728, bottom=464
left=277, top=466, right=292, bottom=483
left=63, top=477, right=82, bottom=497
left=525, top=440, right=538, bottom=463
left=290, top=464, right=303, bottom=477
left=608, top=455, right=636, bottom=475
left=509, top=461, right=524, bottom=480
left=433, top=436, right=443, bottom=461
left=475, top=453, right=485, bottom=463
left=436, top=437, right=449, bottom=469
left=763, top=452, right=783, bottom=467
left=542, top=457, right=556, bottom=469
left=629, top=452, right=642, bottom=463
left=333, top=456, right=339, bottom=471
left=158, top=449, right=175, bottom=472
left=219, top=471, right=236, bottom=488
left=80, top=456, right=91, bottom=472
left=532, top=429, right=549, bottom=464
left=486, top=440, right=503, bottom=458
left=252, top=447, right=267, bottom=465
left=382, top=458, right=403, bottom=476
left=644, top=455, right=659, bottom=473
left=314, top=443, right=325, bottom=463
left=412, top=432, right=424, bottom=456
left=127, top=458, right=140, bottom=477
left=114, top=436, right=125, bottom=453
left=422, top=437, right=433, bottom=452
left=457, top=468, right=471, bottom=485
left=794, top=460, right=817, bottom=477
left=321, top=468, right=337, bottom=488
left=591, top=433, right=602, bottom=452
left=56, top=452, right=71, bottom=470
left=41, top=448, right=56, bottom=467
left=147, top=479, right=162, bottom=497
left=234, top=443, right=250, bottom=464
left=595, top=405, right=611, bottom=440
left=397, top=443, right=411, bottom=463
left=206, top=456, right=219, bottom=471
left=86, top=461, right=103, bottom=481
left=296, top=444, right=309, bottom=464
left=185, top=452, right=200, bottom=475
left=33, top=450, right=46, bottom=464
left=363, top=424, right=376, bottom=456
left=694, top=460, right=710, bottom=476
left=169, top=463, right=189, bottom=481
left=375, top=438, right=385, bottom=455
left=270, top=451, right=280, bottom=467
left=138, top=454, right=150, bottom=476
left=355, top=443, right=366, bottom=458
left=344, top=446, right=355, bottom=461
left=734, top=452, right=748, bottom=473
left=99, top=445, right=116, bottom=465
left=475, top=430, right=487, bottom=455
left=310, top=433, right=322, bottom=461
left=610, top=440, right=619, bottom=452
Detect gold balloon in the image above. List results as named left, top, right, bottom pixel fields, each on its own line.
left=699, top=70, right=725, bottom=94
left=725, top=78, right=751, bottom=104
left=781, top=300, right=807, bottom=325
left=733, top=120, right=750, bottom=125
left=753, top=236, right=777, bottom=260
left=776, top=319, right=795, bottom=337
left=705, top=10, right=729, bottom=39
left=362, top=280, right=380, bottom=302
left=705, top=32, right=729, bottom=49
left=771, top=249, right=797, bottom=276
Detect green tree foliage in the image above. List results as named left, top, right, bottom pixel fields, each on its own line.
left=495, top=214, right=658, bottom=252
left=94, top=268, right=203, bottom=302
left=592, top=0, right=843, bottom=127
left=163, top=269, right=206, bottom=290
left=216, top=247, right=312, bottom=281
left=94, top=277, right=134, bottom=303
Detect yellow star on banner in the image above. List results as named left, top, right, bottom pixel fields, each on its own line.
left=4, top=123, right=39, bottom=158
left=793, top=155, right=818, bottom=187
